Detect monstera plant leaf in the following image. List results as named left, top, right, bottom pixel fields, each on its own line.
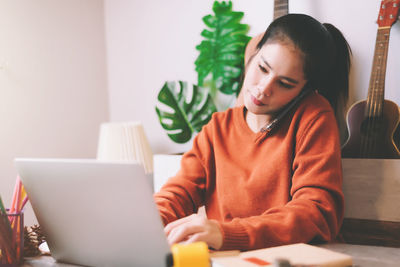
left=155, top=81, right=217, bottom=143
left=155, top=1, right=250, bottom=144
left=195, top=1, right=250, bottom=98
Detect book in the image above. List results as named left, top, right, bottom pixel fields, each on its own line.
left=211, top=243, right=353, bottom=267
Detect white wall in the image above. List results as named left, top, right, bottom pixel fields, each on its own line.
left=1, top=0, right=399, bottom=225
left=105, top=0, right=400, bottom=154
left=0, top=0, right=109, bottom=224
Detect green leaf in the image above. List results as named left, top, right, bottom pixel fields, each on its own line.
left=154, top=0, right=250, bottom=144
left=195, top=0, right=251, bottom=99
left=155, top=81, right=217, bottom=143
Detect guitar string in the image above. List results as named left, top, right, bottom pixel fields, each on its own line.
left=362, top=29, right=379, bottom=157
left=363, top=29, right=377, bottom=156
left=362, top=28, right=379, bottom=156
left=380, top=30, right=390, bottom=155
left=371, top=29, right=388, bottom=156
left=369, top=30, right=383, bottom=156
left=362, top=28, right=390, bottom=157
left=374, top=29, right=390, bottom=156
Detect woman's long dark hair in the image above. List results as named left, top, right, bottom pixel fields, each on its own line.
left=255, top=14, right=352, bottom=143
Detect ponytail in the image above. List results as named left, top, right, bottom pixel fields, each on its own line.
left=320, top=23, right=352, bottom=117
left=321, top=23, right=352, bottom=144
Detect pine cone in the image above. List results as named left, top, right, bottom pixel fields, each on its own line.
left=24, top=225, right=46, bottom=257
left=31, top=225, right=46, bottom=245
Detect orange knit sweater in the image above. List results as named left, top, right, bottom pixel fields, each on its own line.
left=154, top=91, right=344, bottom=251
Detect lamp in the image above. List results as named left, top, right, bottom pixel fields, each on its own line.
left=96, top=121, right=153, bottom=174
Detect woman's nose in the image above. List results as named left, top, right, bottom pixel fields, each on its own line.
left=257, top=77, right=274, bottom=97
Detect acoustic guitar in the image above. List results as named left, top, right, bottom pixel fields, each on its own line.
left=342, top=0, right=400, bottom=159
left=273, top=0, right=289, bottom=20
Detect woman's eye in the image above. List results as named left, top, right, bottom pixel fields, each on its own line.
left=258, top=65, right=267, bottom=73
left=279, top=81, right=294, bottom=89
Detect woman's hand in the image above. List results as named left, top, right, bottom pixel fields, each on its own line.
left=164, top=214, right=223, bottom=250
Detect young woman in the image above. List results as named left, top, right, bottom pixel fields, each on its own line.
left=154, top=13, right=351, bottom=251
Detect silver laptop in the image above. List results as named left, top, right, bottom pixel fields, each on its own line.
left=15, top=158, right=170, bottom=267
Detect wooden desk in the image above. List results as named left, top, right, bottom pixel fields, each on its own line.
left=21, top=243, right=400, bottom=267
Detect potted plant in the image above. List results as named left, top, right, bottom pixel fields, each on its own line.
left=155, top=0, right=250, bottom=144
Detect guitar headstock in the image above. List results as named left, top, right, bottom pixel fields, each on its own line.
left=378, top=0, right=400, bottom=27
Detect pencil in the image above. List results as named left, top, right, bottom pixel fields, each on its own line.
left=0, top=196, right=11, bottom=230
left=0, top=196, right=7, bottom=214
left=0, top=213, right=16, bottom=263
left=18, top=187, right=27, bottom=211
left=9, top=177, right=20, bottom=219
left=9, top=178, right=22, bottom=225
left=20, top=195, right=29, bottom=211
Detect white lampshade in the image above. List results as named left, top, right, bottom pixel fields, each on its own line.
left=96, top=121, right=153, bottom=174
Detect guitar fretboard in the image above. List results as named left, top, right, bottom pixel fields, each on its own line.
left=274, top=0, right=288, bottom=19
left=366, top=27, right=391, bottom=118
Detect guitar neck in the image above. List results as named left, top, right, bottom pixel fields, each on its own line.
left=366, top=27, right=391, bottom=117
left=274, top=0, right=288, bottom=19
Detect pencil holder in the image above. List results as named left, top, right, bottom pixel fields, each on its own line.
left=0, top=210, right=24, bottom=266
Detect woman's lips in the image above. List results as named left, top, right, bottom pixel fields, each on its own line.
left=251, top=95, right=264, bottom=106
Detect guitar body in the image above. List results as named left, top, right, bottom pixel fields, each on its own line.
left=342, top=99, right=400, bottom=158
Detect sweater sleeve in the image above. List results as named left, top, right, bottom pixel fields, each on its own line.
left=154, top=122, right=214, bottom=226
left=219, top=110, right=344, bottom=251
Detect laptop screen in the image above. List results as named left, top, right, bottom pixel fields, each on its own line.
left=15, top=158, right=170, bottom=267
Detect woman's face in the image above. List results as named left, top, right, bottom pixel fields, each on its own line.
left=243, top=42, right=307, bottom=116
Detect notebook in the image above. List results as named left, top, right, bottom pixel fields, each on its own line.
left=211, top=243, right=353, bottom=267
left=15, top=158, right=170, bottom=267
